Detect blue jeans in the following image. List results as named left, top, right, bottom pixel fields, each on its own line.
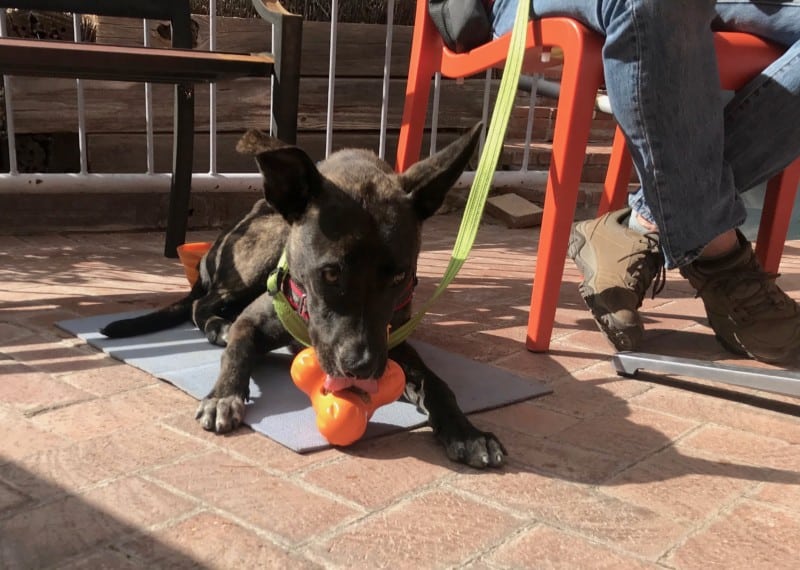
left=492, top=0, right=800, bottom=268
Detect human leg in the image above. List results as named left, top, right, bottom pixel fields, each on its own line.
left=714, top=2, right=800, bottom=192
left=672, top=3, right=800, bottom=362
left=494, top=0, right=738, bottom=266
left=567, top=208, right=663, bottom=351
left=611, top=0, right=800, bottom=362
left=491, top=1, right=800, bottom=361
left=493, top=0, right=735, bottom=348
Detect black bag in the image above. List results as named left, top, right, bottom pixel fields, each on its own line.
left=428, top=0, right=492, bottom=53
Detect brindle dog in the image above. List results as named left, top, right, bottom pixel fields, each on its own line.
left=101, top=123, right=505, bottom=468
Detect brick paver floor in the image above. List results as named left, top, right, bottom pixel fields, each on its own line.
left=1, top=212, right=799, bottom=569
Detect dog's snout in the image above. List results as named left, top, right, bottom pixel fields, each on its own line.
left=339, top=344, right=383, bottom=379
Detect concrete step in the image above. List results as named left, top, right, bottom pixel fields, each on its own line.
left=501, top=139, right=627, bottom=184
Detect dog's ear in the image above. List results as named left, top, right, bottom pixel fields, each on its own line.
left=238, top=130, right=321, bottom=223
left=401, top=122, right=482, bottom=220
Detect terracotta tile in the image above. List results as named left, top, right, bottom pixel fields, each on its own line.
left=472, top=321, right=530, bottom=345
left=412, top=325, right=521, bottom=363
left=473, top=400, right=581, bottom=437
left=554, top=404, right=697, bottom=464
left=31, top=383, right=194, bottom=442
left=3, top=424, right=207, bottom=500
left=487, top=524, right=657, bottom=569
left=58, top=360, right=159, bottom=397
left=0, top=482, right=27, bottom=512
left=550, top=328, right=619, bottom=358
left=82, top=476, right=195, bottom=528
left=4, top=217, right=800, bottom=567
left=149, top=452, right=359, bottom=544
left=750, top=480, right=800, bottom=513
left=451, top=471, right=688, bottom=558
left=678, top=425, right=800, bottom=473
left=0, top=492, right=133, bottom=568
left=492, top=348, right=602, bottom=384
left=0, top=449, right=116, bottom=502
left=0, top=408, right=68, bottom=463
left=546, top=305, right=603, bottom=341
left=301, top=431, right=453, bottom=508
left=668, top=500, right=800, bottom=569
left=161, top=411, right=340, bottom=473
left=534, top=365, right=654, bottom=419
left=122, top=512, right=318, bottom=569
left=602, top=445, right=757, bottom=520
left=57, top=550, right=143, bottom=570
left=459, top=559, right=497, bottom=570
left=635, top=324, right=738, bottom=360
left=0, top=360, right=91, bottom=411
left=15, top=306, right=86, bottom=331
left=0, top=321, right=36, bottom=343
left=631, top=385, right=800, bottom=444
left=1, top=336, right=112, bottom=375
left=490, top=425, right=623, bottom=484
left=0, top=235, right=29, bottom=249
left=642, top=294, right=708, bottom=324
left=99, top=423, right=209, bottom=473
left=312, top=489, right=521, bottom=568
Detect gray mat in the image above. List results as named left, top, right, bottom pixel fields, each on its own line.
left=58, top=311, right=550, bottom=452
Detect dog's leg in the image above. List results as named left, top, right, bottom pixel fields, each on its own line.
left=195, top=293, right=291, bottom=433
left=192, top=291, right=234, bottom=347
left=390, top=342, right=506, bottom=468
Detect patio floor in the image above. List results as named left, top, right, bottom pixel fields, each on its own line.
left=1, top=210, right=799, bottom=569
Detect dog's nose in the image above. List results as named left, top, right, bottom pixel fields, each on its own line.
left=340, top=347, right=382, bottom=379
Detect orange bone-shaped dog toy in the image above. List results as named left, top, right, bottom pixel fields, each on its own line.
left=290, top=347, right=406, bottom=446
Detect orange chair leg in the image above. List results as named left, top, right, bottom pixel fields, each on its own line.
left=755, top=158, right=800, bottom=274
left=600, top=127, right=799, bottom=275
left=395, top=0, right=443, bottom=173
left=598, top=126, right=634, bottom=215
left=525, top=20, right=604, bottom=352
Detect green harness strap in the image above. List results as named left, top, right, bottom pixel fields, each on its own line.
left=269, top=0, right=531, bottom=349
left=267, top=249, right=313, bottom=347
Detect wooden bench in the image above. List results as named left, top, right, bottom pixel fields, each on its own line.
left=0, top=0, right=302, bottom=256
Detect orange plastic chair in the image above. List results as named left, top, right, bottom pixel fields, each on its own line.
left=599, top=31, right=800, bottom=274
left=396, top=0, right=604, bottom=352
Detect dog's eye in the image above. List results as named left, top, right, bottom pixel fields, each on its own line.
left=391, top=271, right=406, bottom=286
left=321, top=266, right=340, bottom=285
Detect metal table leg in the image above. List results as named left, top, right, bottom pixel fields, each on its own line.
left=612, top=352, right=800, bottom=398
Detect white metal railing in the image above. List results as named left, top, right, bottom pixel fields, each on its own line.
left=322, top=0, right=548, bottom=189
left=0, top=4, right=550, bottom=193
left=0, top=4, right=263, bottom=192
left=0, top=12, right=17, bottom=175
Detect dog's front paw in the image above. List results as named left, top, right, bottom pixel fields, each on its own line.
left=203, top=317, right=231, bottom=347
left=195, top=395, right=246, bottom=433
left=439, top=426, right=506, bottom=469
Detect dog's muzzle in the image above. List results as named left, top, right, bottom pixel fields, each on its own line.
left=323, top=375, right=379, bottom=394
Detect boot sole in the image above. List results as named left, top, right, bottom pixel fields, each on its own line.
left=568, top=223, right=643, bottom=352
left=707, top=314, right=797, bottom=363
left=733, top=332, right=799, bottom=365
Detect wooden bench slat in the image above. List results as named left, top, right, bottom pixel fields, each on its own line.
left=1, top=0, right=181, bottom=22
left=0, top=1, right=302, bottom=258
left=0, top=37, right=274, bottom=83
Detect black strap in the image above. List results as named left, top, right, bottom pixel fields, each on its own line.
left=428, top=0, right=492, bottom=53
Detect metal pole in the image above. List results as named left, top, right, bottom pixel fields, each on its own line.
left=325, top=0, right=339, bottom=158
left=0, top=13, right=17, bottom=174
left=378, top=0, right=395, bottom=160
left=73, top=13, right=88, bottom=174
left=209, top=0, right=218, bottom=174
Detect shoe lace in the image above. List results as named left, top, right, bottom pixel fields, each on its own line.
left=620, top=232, right=665, bottom=300
left=695, top=269, right=792, bottom=323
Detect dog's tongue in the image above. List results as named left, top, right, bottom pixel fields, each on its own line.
left=324, top=375, right=379, bottom=394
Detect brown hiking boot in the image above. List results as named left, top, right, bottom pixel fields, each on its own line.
left=680, top=230, right=800, bottom=364
left=568, top=208, right=664, bottom=351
